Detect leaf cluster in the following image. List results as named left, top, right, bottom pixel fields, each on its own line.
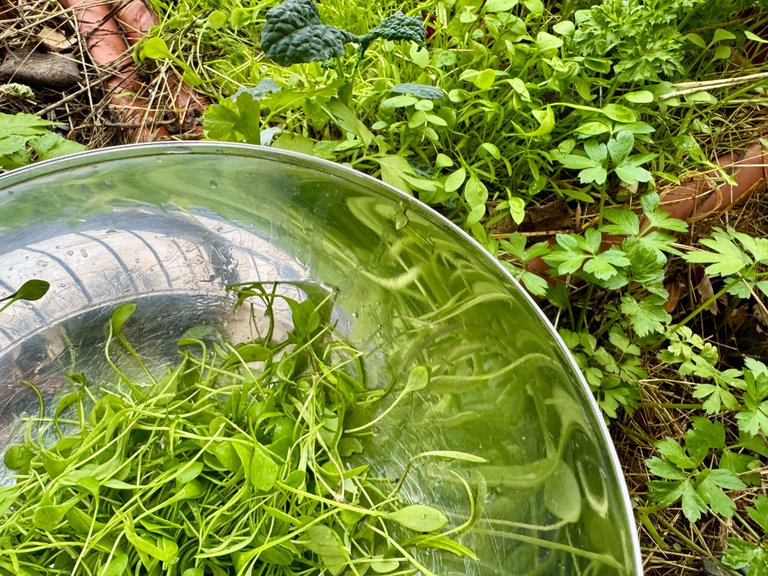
left=260, top=0, right=424, bottom=67
left=646, top=418, right=746, bottom=523
left=541, top=192, right=686, bottom=337
left=723, top=496, right=768, bottom=576
left=170, top=0, right=768, bottom=255
left=683, top=227, right=768, bottom=298
left=560, top=327, right=644, bottom=417
left=572, top=0, right=707, bottom=82
left=0, top=113, right=85, bottom=171
left=0, top=288, right=478, bottom=576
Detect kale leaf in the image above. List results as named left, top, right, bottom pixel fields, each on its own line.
left=261, top=0, right=425, bottom=67
left=260, top=0, right=359, bottom=66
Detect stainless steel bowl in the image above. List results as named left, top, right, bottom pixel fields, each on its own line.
left=0, top=142, right=642, bottom=575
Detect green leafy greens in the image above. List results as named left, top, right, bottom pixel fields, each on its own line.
left=0, top=282, right=479, bottom=576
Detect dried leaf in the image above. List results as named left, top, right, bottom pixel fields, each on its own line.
left=664, top=279, right=681, bottom=313
left=36, top=26, right=76, bottom=52
left=696, top=274, right=719, bottom=315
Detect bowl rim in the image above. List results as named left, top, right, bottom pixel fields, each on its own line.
left=0, top=140, right=643, bottom=574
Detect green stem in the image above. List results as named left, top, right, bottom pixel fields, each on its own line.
left=654, top=513, right=710, bottom=556
left=668, top=272, right=746, bottom=334
left=471, top=527, right=626, bottom=571
left=635, top=402, right=702, bottom=410
left=577, top=281, right=595, bottom=333
left=616, top=421, right=655, bottom=445
left=734, top=510, right=761, bottom=541
left=638, top=511, right=668, bottom=551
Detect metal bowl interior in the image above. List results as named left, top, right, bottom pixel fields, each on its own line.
left=0, top=142, right=641, bottom=575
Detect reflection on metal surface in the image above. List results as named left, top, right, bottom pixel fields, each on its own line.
left=0, top=142, right=642, bottom=575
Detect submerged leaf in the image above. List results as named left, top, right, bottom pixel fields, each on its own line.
left=543, top=461, right=581, bottom=523
left=109, top=302, right=137, bottom=334
left=404, top=365, right=430, bottom=393
left=387, top=504, right=448, bottom=532
left=0, top=278, right=50, bottom=314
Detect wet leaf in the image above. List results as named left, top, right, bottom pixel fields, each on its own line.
left=543, top=461, right=581, bottom=523
left=387, top=504, right=448, bottom=532
left=250, top=449, right=279, bottom=491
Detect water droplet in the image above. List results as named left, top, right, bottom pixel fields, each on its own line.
left=79, top=249, right=88, bottom=258
left=66, top=250, right=74, bottom=256
left=209, top=180, right=218, bottom=189
left=352, top=311, right=360, bottom=319
left=371, top=427, right=380, bottom=436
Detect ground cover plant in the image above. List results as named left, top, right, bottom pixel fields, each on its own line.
left=3, top=0, right=768, bottom=573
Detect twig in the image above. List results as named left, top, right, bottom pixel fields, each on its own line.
left=37, top=77, right=108, bottom=116
left=491, top=229, right=573, bottom=239
left=661, top=71, right=768, bottom=100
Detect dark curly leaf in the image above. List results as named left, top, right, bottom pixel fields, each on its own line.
left=371, top=12, right=426, bottom=44
left=390, top=83, right=444, bottom=100
left=358, top=12, right=426, bottom=59
left=260, top=0, right=358, bottom=66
